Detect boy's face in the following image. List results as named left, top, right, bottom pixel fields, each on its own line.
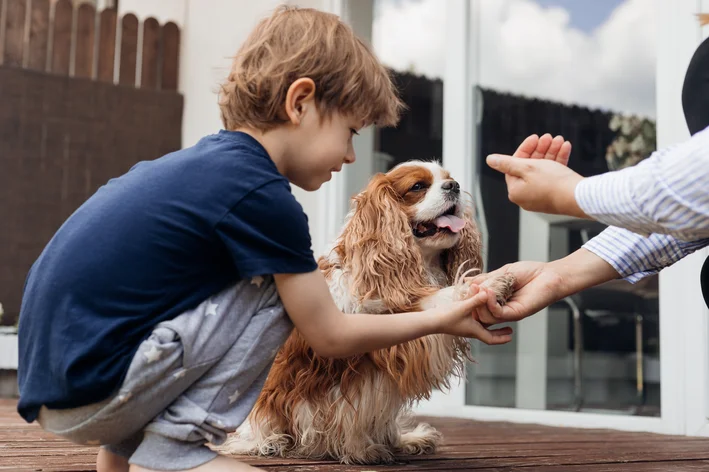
left=287, top=106, right=362, bottom=191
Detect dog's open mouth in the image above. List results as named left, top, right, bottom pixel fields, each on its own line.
left=412, top=205, right=466, bottom=238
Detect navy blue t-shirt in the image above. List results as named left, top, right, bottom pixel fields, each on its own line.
left=16, top=130, right=318, bottom=422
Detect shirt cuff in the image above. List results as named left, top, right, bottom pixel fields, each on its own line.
left=582, top=226, right=687, bottom=283
left=575, top=172, right=651, bottom=238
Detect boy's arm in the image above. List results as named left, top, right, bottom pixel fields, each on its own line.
left=273, top=270, right=513, bottom=359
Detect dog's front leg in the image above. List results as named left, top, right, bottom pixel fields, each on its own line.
left=418, top=271, right=515, bottom=311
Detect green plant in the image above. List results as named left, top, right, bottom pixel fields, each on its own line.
left=605, top=113, right=657, bottom=171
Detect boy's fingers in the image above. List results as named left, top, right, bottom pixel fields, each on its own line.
left=530, top=133, right=553, bottom=159
left=545, top=135, right=564, bottom=160
left=477, top=326, right=514, bottom=345
left=513, top=134, right=539, bottom=158
left=490, top=326, right=514, bottom=336
left=462, top=289, right=488, bottom=308
left=486, top=292, right=504, bottom=317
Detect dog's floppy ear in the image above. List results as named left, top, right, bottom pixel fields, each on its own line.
left=443, top=199, right=483, bottom=284
left=338, top=173, right=433, bottom=312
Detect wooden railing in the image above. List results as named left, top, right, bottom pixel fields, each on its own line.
left=0, top=0, right=180, bottom=90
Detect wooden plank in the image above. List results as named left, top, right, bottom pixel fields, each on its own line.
left=118, top=12, right=138, bottom=86
left=50, top=0, right=72, bottom=75
left=160, top=20, right=179, bottom=91
left=249, top=460, right=709, bottom=471
left=26, top=0, right=49, bottom=71
left=0, top=0, right=5, bottom=65
left=3, top=0, right=26, bottom=67
left=140, top=16, right=160, bottom=89
left=1, top=399, right=709, bottom=471
left=73, top=2, right=95, bottom=79
left=96, top=8, right=116, bottom=83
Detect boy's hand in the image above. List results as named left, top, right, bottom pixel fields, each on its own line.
left=434, top=285, right=513, bottom=345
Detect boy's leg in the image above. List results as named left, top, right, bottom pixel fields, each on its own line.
left=99, top=432, right=143, bottom=472
left=97, top=447, right=130, bottom=472
left=39, top=275, right=291, bottom=471
left=124, top=275, right=293, bottom=470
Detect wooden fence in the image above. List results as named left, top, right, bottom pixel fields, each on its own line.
left=0, top=0, right=180, bottom=90
left=0, top=1, right=184, bottom=326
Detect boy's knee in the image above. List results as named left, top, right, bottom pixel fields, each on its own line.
left=97, top=447, right=130, bottom=472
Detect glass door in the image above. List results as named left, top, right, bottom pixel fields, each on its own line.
left=361, top=0, right=707, bottom=435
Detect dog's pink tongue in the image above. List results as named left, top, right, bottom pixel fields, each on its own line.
left=434, top=215, right=465, bottom=233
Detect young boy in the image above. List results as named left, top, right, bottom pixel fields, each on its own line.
left=16, top=5, right=512, bottom=472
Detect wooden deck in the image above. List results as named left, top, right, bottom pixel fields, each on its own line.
left=3, top=400, right=709, bottom=471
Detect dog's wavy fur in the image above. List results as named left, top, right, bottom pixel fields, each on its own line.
left=214, top=162, right=513, bottom=464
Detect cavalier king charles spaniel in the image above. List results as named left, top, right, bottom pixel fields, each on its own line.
left=214, top=160, right=514, bottom=464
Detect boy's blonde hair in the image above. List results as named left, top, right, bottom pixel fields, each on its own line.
left=218, top=5, right=404, bottom=131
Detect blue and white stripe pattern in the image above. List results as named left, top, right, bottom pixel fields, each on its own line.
left=574, top=125, right=709, bottom=283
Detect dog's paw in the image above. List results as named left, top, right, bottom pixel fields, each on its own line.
left=341, top=443, right=396, bottom=465
left=212, top=430, right=295, bottom=459
left=210, top=432, right=259, bottom=456
left=255, top=433, right=295, bottom=457
left=480, top=273, right=516, bottom=306
left=396, top=422, right=442, bottom=456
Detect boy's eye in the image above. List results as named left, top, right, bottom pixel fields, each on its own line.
left=409, top=182, right=428, bottom=192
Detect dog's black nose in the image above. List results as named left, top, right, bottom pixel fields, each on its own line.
left=442, top=180, right=460, bottom=193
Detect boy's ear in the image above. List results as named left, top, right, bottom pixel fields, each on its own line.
left=285, top=78, right=316, bottom=125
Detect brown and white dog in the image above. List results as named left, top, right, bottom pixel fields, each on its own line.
left=214, top=160, right=514, bottom=464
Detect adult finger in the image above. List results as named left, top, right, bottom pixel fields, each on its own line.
left=545, top=135, right=564, bottom=160
left=513, top=134, right=539, bottom=158
left=557, top=141, right=572, bottom=166
left=531, top=133, right=553, bottom=159
left=494, top=298, right=536, bottom=322
left=486, top=155, right=529, bottom=178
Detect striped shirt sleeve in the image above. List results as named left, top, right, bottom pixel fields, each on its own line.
left=574, top=126, right=709, bottom=282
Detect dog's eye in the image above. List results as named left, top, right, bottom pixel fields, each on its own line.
left=409, top=182, right=427, bottom=192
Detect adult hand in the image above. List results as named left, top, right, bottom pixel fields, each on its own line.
left=486, top=155, right=588, bottom=218
left=470, top=249, right=620, bottom=324
left=514, top=133, right=572, bottom=164
left=468, top=261, right=562, bottom=324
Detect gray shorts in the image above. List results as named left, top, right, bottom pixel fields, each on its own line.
left=37, top=275, right=292, bottom=470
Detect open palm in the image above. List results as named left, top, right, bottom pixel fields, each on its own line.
left=514, top=133, right=571, bottom=163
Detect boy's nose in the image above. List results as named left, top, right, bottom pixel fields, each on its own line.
left=344, top=146, right=356, bottom=164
